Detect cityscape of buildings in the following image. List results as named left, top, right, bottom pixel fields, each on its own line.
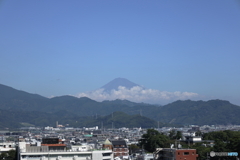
left=1, top=124, right=240, bottom=160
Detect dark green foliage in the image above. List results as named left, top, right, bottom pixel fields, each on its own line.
left=196, top=130, right=240, bottom=159
left=94, top=111, right=158, bottom=128
left=139, top=129, right=170, bottom=152
left=203, top=130, right=236, bottom=142
left=1, top=83, right=240, bottom=126
left=0, top=84, right=158, bottom=116
left=129, top=144, right=140, bottom=154
left=150, top=130, right=240, bottom=159
left=227, top=133, right=240, bottom=152
left=175, top=131, right=182, bottom=140
left=168, top=130, right=183, bottom=140
left=0, top=150, right=16, bottom=160
left=213, top=139, right=227, bottom=152
left=190, top=143, right=212, bottom=160
left=195, top=130, right=202, bottom=136
left=155, top=99, right=240, bottom=125
left=0, top=110, right=157, bottom=129
left=168, top=130, right=176, bottom=139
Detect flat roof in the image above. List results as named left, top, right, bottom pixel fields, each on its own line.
left=41, top=144, right=66, bottom=147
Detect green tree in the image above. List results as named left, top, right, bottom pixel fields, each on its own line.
left=213, top=139, right=227, bottom=152
left=169, top=130, right=176, bottom=139
left=139, top=129, right=169, bottom=152
left=0, top=150, right=16, bottom=160
left=168, top=130, right=182, bottom=140
left=227, top=133, right=240, bottom=153
left=203, top=131, right=229, bottom=141
left=195, top=130, right=202, bottom=136
left=198, top=130, right=240, bottom=159
left=191, top=143, right=212, bottom=160
left=129, top=144, right=140, bottom=155
left=175, top=131, right=182, bottom=140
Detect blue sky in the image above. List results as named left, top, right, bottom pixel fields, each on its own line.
left=0, top=0, right=240, bottom=105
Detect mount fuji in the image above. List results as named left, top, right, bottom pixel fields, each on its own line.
left=100, top=78, right=143, bottom=93
left=77, top=77, right=199, bottom=104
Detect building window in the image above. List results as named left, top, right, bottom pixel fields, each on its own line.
left=103, top=153, right=111, bottom=156
left=184, top=152, right=189, bottom=155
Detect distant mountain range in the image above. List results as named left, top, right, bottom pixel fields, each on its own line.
left=1, top=81, right=240, bottom=128
left=0, top=109, right=157, bottom=129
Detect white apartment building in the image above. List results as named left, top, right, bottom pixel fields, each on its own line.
left=18, top=142, right=113, bottom=160
left=0, top=142, right=16, bottom=153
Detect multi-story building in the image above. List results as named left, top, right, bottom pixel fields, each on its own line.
left=102, top=139, right=129, bottom=159
left=17, top=137, right=113, bottom=160
left=0, top=142, right=16, bottom=153
left=111, top=140, right=129, bottom=158
left=154, top=148, right=198, bottom=160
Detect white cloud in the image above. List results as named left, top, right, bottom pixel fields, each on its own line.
left=76, top=86, right=199, bottom=104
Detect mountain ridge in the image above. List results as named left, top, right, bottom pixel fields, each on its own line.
left=1, top=82, right=240, bottom=126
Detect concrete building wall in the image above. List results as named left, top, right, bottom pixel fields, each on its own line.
left=175, top=149, right=198, bottom=160
left=20, top=150, right=113, bottom=160
left=154, top=148, right=198, bottom=160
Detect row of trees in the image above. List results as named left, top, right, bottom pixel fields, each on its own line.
left=202, top=130, right=240, bottom=152
left=190, top=130, right=240, bottom=159
left=138, top=129, right=240, bottom=159
left=139, top=129, right=170, bottom=152
left=138, top=129, right=184, bottom=152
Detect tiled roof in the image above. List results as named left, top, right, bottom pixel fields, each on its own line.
left=103, top=139, right=112, bottom=145
left=111, top=140, right=127, bottom=147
